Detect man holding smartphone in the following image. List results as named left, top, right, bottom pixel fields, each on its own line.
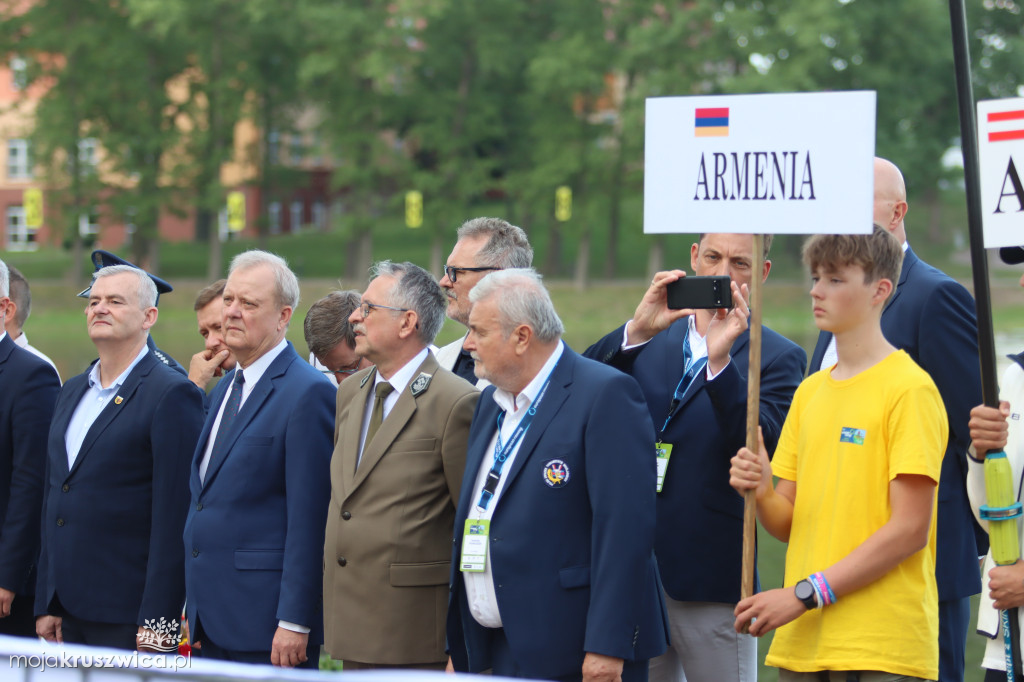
left=584, top=232, right=806, bottom=682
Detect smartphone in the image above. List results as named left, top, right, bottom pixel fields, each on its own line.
left=665, top=276, right=733, bottom=310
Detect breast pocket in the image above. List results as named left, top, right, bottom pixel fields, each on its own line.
left=388, top=438, right=436, bottom=454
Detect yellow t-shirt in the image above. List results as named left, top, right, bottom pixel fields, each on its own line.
left=767, top=350, right=946, bottom=678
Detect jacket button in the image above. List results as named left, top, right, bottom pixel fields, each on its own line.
left=61, top=484, right=69, bottom=493
left=196, top=502, right=203, bottom=511
left=337, top=557, right=347, bottom=567
left=192, top=549, right=199, bottom=557
left=56, top=518, right=64, bottom=527
left=341, top=511, right=351, bottom=520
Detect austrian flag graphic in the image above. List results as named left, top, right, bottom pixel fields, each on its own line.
left=987, top=109, right=1024, bottom=142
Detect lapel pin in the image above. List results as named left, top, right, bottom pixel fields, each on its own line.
left=411, top=373, right=433, bottom=396
left=114, top=396, right=124, bottom=405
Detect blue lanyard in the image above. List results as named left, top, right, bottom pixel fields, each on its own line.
left=475, top=371, right=555, bottom=511
left=659, top=332, right=707, bottom=438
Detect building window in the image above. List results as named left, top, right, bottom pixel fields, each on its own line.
left=5, top=206, right=36, bottom=251
left=7, top=139, right=30, bottom=179
left=290, top=201, right=303, bottom=232
left=9, top=56, right=27, bottom=91
left=268, top=201, right=281, bottom=235
left=267, top=130, right=279, bottom=166
left=79, top=209, right=99, bottom=238
left=289, top=135, right=303, bottom=165
left=78, top=138, right=97, bottom=170
left=312, top=201, right=326, bottom=231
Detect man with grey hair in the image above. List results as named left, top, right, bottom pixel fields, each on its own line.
left=0, top=259, right=59, bottom=639
left=447, top=269, right=668, bottom=682
left=3, top=266, right=59, bottom=379
left=183, top=250, right=335, bottom=669
left=436, top=217, right=533, bottom=386
left=36, top=264, right=204, bottom=651
left=324, top=260, right=478, bottom=669
left=304, top=290, right=371, bottom=387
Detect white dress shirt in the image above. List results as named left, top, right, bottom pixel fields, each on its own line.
left=356, top=347, right=429, bottom=463
left=64, top=344, right=149, bottom=469
left=14, top=331, right=60, bottom=382
left=621, top=316, right=726, bottom=380
left=463, top=341, right=564, bottom=628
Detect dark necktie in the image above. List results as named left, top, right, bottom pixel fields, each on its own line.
left=364, top=382, right=394, bottom=452
left=453, top=348, right=477, bottom=384
left=204, top=370, right=245, bottom=483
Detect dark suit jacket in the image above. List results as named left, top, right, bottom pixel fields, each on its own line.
left=183, top=342, right=335, bottom=652
left=0, top=335, right=60, bottom=598
left=809, top=246, right=983, bottom=601
left=447, top=347, right=669, bottom=679
left=36, top=349, right=204, bottom=625
left=585, top=321, right=805, bottom=604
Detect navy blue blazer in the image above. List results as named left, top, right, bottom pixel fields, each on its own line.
left=183, top=342, right=334, bottom=652
left=585, top=320, right=806, bottom=604
left=36, top=349, right=204, bottom=625
left=0, top=335, right=59, bottom=598
left=809, top=247, right=983, bottom=601
left=447, top=347, right=669, bottom=679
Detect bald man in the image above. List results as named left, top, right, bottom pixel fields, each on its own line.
left=809, top=157, right=983, bottom=682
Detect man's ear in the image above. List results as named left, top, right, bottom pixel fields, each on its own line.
left=873, top=278, right=894, bottom=305
left=512, top=324, right=533, bottom=356
left=397, top=310, right=419, bottom=340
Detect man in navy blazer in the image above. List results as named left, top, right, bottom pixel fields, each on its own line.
left=183, top=250, right=334, bottom=669
left=0, top=260, right=60, bottom=638
left=35, top=264, right=204, bottom=650
left=584, top=233, right=806, bottom=682
left=447, top=269, right=668, bottom=682
left=808, top=158, right=982, bottom=682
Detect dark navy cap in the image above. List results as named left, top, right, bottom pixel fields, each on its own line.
left=77, top=249, right=173, bottom=303
left=1000, top=247, right=1024, bottom=265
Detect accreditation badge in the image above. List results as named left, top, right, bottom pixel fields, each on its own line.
left=460, top=519, right=490, bottom=573
left=656, top=442, right=673, bottom=493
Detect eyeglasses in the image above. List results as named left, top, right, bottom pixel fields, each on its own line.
left=320, top=360, right=363, bottom=380
left=442, top=265, right=500, bottom=283
left=360, top=301, right=410, bottom=318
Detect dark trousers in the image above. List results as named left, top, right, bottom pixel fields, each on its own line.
left=193, top=617, right=319, bottom=670
left=0, top=592, right=37, bottom=638
left=60, top=613, right=138, bottom=650
left=490, top=627, right=649, bottom=682
left=938, top=596, right=970, bottom=682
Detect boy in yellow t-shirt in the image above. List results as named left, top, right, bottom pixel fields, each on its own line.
left=730, top=225, right=947, bottom=681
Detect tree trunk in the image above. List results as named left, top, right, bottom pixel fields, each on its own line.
left=574, top=230, right=591, bottom=291
left=647, top=237, right=665, bottom=280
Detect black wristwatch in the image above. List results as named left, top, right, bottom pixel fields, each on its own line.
left=794, top=579, right=817, bottom=610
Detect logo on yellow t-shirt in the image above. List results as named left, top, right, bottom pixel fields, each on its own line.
left=839, top=427, right=866, bottom=445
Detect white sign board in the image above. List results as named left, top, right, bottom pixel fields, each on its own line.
left=644, top=91, right=876, bottom=235
left=978, top=97, right=1024, bottom=248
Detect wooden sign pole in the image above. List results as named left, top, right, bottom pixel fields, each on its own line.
left=740, top=234, right=764, bottom=629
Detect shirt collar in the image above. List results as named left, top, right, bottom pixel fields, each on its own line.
left=89, top=343, right=149, bottom=391
left=493, top=340, right=564, bottom=414
left=237, top=337, right=289, bottom=387
left=0, top=331, right=6, bottom=345
left=374, top=346, right=430, bottom=396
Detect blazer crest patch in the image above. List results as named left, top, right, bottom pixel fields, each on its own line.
left=411, top=372, right=433, bottom=396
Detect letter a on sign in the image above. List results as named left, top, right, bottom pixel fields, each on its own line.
left=977, top=97, right=1024, bottom=248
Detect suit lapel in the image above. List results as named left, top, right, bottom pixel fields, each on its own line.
left=340, top=368, right=376, bottom=495
left=883, top=247, right=916, bottom=315
left=350, top=354, right=439, bottom=493
left=458, top=393, right=501, bottom=521
left=70, top=354, right=154, bottom=477
left=202, top=344, right=296, bottom=488
left=0, top=333, right=13, bottom=368
left=494, top=348, right=574, bottom=500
